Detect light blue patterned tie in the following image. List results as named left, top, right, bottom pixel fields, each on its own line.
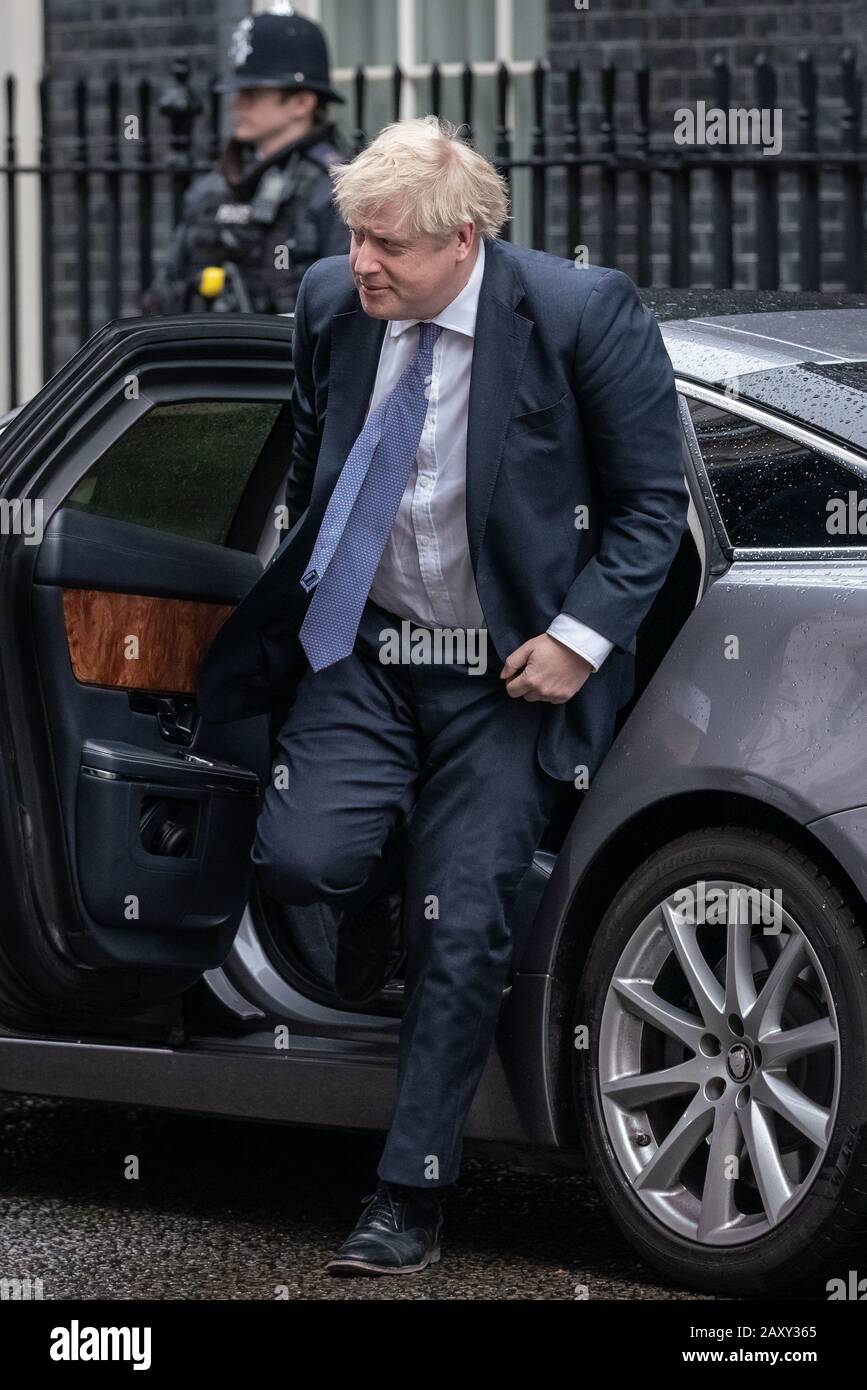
left=298, top=320, right=443, bottom=671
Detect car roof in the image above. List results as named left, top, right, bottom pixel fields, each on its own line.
left=644, top=293, right=867, bottom=452
left=4, top=296, right=866, bottom=447
left=653, top=296, right=867, bottom=378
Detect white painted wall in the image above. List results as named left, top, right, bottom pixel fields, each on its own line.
left=0, top=0, right=44, bottom=411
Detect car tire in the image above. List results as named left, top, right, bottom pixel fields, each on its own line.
left=574, top=824, right=867, bottom=1296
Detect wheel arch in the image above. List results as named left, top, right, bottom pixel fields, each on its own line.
left=544, top=789, right=867, bottom=1149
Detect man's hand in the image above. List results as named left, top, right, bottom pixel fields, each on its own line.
left=500, top=634, right=594, bottom=703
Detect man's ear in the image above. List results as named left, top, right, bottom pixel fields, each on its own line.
left=456, top=223, right=477, bottom=258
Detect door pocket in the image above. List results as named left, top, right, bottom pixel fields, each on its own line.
left=76, top=740, right=260, bottom=931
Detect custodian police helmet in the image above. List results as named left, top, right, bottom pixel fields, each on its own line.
left=215, top=5, right=346, bottom=104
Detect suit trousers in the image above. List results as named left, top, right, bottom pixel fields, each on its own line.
left=251, top=598, right=564, bottom=1187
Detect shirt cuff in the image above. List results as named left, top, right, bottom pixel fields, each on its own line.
left=546, top=615, right=615, bottom=672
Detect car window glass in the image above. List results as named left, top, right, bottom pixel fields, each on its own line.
left=65, top=399, right=283, bottom=546
left=688, top=398, right=867, bottom=548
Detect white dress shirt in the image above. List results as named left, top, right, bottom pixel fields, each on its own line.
left=367, top=237, right=614, bottom=671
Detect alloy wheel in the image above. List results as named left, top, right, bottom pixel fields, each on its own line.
left=598, top=879, right=841, bottom=1246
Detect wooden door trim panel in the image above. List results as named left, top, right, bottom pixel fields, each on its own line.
left=62, top=588, right=233, bottom=695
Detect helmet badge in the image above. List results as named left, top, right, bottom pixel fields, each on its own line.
left=229, top=17, right=255, bottom=69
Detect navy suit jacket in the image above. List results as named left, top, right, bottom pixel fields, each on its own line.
left=198, top=236, right=690, bottom=781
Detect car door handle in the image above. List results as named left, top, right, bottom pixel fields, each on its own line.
left=128, top=692, right=200, bottom=746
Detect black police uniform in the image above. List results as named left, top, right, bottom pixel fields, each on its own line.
left=143, top=9, right=350, bottom=315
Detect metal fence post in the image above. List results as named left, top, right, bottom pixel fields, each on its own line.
left=74, top=76, right=91, bottom=344
left=711, top=54, right=734, bottom=289
left=599, top=61, right=617, bottom=266
left=634, top=64, right=651, bottom=286
left=158, top=58, right=203, bottom=226
left=840, top=48, right=865, bottom=293
left=5, top=75, right=19, bottom=407
left=796, top=51, right=819, bottom=291
left=564, top=64, right=582, bottom=265
left=753, top=52, right=779, bottom=290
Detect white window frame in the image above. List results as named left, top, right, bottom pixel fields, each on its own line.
left=259, top=0, right=536, bottom=119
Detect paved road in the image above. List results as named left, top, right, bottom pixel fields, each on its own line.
left=0, top=1092, right=715, bottom=1300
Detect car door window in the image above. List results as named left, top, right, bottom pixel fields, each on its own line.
left=65, top=399, right=284, bottom=546
left=687, top=398, right=867, bottom=548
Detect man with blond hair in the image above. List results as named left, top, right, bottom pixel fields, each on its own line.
left=200, top=115, right=689, bottom=1275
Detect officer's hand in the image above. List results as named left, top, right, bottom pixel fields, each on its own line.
left=500, top=634, right=593, bottom=703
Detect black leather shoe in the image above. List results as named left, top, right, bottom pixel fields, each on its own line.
left=325, top=1182, right=444, bottom=1276
left=334, top=887, right=405, bottom=1005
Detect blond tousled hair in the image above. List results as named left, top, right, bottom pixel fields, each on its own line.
left=330, top=115, right=510, bottom=242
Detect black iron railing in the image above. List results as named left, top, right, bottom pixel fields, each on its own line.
left=1, top=49, right=865, bottom=410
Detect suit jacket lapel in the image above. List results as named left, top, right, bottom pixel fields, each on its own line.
left=311, top=303, right=387, bottom=509
left=465, top=239, right=532, bottom=573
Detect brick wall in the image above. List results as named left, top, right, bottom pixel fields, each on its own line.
left=546, top=0, right=867, bottom=288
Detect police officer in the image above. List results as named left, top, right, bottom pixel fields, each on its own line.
left=143, top=6, right=349, bottom=316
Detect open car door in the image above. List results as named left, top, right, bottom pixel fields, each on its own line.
left=0, top=314, right=293, bottom=1037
